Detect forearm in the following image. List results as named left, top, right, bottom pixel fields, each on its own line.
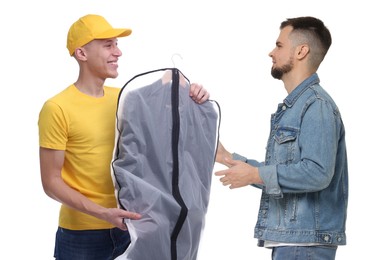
left=215, top=141, right=233, bottom=166
left=44, top=176, right=108, bottom=220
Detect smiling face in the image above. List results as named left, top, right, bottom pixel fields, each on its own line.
left=82, top=38, right=123, bottom=80
left=269, top=26, right=295, bottom=80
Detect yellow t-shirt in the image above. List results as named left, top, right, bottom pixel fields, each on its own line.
left=38, top=84, right=120, bottom=230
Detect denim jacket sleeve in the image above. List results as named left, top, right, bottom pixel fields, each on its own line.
left=275, top=96, right=339, bottom=193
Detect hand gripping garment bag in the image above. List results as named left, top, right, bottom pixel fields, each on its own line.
left=111, top=68, right=220, bottom=260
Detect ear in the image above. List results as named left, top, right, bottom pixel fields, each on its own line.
left=74, top=47, right=88, bottom=61
left=296, top=44, right=309, bottom=60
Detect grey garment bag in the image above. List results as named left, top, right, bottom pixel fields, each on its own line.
left=112, top=68, right=220, bottom=260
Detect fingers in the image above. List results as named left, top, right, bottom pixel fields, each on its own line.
left=215, top=169, right=231, bottom=187
left=214, top=168, right=229, bottom=176
left=105, top=208, right=142, bottom=231
left=125, top=211, right=142, bottom=220
left=218, top=174, right=235, bottom=189
left=190, top=83, right=210, bottom=103
left=214, top=161, right=244, bottom=189
left=119, top=220, right=128, bottom=231
left=119, top=211, right=142, bottom=230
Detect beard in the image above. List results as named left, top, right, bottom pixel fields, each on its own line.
left=271, top=58, right=293, bottom=80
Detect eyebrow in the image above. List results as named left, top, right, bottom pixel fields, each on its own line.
left=101, top=38, right=118, bottom=44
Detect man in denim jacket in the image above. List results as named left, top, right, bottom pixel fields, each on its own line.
left=215, top=16, right=348, bottom=260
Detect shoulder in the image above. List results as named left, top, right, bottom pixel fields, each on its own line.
left=44, top=85, right=75, bottom=105
left=104, top=86, right=121, bottom=95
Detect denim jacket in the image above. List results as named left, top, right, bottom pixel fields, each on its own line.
left=233, top=73, right=348, bottom=246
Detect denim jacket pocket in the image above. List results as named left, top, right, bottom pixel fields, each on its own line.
left=273, top=127, right=298, bottom=164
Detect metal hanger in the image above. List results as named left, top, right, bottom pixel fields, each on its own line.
left=171, top=53, right=183, bottom=68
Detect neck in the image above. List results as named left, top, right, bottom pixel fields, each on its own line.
left=282, top=70, right=315, bottom=94
left=74, top=76, right=105, bottom=97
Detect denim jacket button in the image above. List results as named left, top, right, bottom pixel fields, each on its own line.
left=324, top=235, right=330, bottom=242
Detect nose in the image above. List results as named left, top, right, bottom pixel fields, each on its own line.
left=114, top=46, right=122, bottom=57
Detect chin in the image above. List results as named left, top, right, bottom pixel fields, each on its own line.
left=108, top=73, right=119, bottom=79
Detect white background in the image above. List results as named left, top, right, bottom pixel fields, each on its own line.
left=1, top=0, right=388, bottom=259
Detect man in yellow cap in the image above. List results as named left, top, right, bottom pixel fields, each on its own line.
left=38, top=14, right=210, bottom=259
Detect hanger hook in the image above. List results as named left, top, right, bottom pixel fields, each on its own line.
left=171, top=53, right=183, bottom=68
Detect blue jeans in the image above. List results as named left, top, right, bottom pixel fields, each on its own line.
left=54, top=227, right=130, bottom=260
left=272, top=246, right=337, bottom=260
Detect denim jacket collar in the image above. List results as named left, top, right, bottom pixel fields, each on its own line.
left=283, top=73, right=320, bottom=108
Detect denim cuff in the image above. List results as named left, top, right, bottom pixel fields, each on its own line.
left=232, top=152, right=247, bottom=162
left=259, top=164, right=283, bottom=199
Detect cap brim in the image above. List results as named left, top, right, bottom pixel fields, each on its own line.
left=96, top=28, right=132, bottom=39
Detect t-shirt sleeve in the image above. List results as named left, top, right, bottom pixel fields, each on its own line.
left=38, top=100, right=68, bottom=150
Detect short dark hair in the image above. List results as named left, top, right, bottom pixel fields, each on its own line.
left=281, top=16, right=332, bottom=68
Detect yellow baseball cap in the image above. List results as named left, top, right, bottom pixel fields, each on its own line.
left=67, top=14, right=132, bottom=56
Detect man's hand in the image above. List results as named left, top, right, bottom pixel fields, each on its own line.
left=103, top=208, right=142, bottom=231
left=190, top=83, right=209, bottom=104
left=215, top=158, right=263, bottom=189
